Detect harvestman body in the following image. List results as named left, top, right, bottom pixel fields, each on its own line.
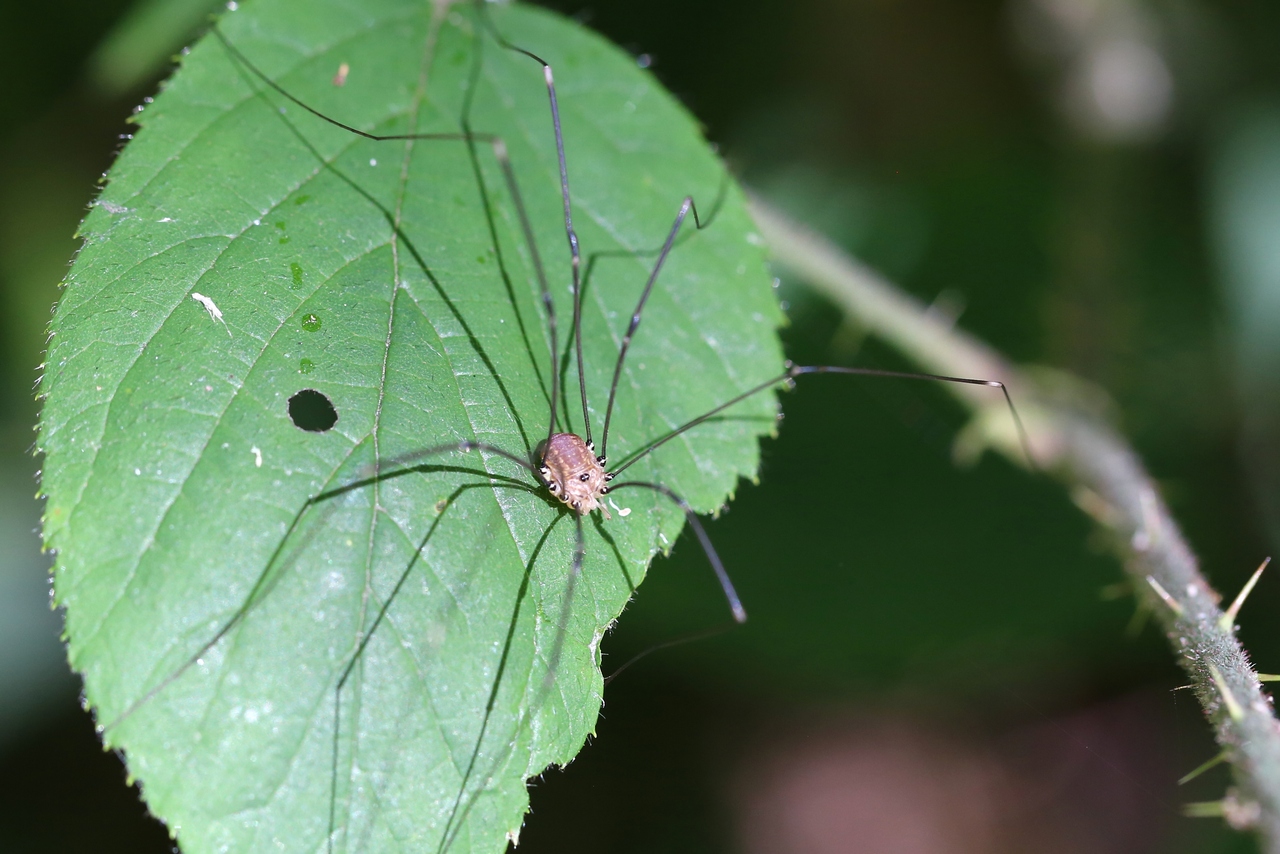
left=541, top=433, right=612, bottom=518
left=103, top=3, right=1033, bottom=850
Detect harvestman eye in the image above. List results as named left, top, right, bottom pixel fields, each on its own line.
left=95, top=4, right=1038, bottom=853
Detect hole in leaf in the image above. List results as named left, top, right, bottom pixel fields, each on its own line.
left=288, top=389, right=337, bottom=432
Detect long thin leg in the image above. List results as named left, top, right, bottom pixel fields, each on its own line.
left=609, top=364, right=1034, bottom=478
left=606, top=363, right=1029, bottom=625
left=378, top=439, right=541, bottom=477
left=598, top=196, right=710, bottom=463
left=433, top=510, right=564, bottom=854
left=327, top=481, right=478, bottom=854
left=499, top=513, right=587, bottom=789
left=607, top=480, right=747, bottom=623
left=539, top=513, right=588, bottom=697
left=488, top=137, right=562, bottom=451
left=100, top=440, right=534, bottom=735
left=473, top=3, right=593, bottom=446
left=453, top=30, right=559, bottom=449
left=212, top=26, right=470, bottom=146
left=213, top=18, right=567, bottom=450
left=602, top=624, right=734, bottom=686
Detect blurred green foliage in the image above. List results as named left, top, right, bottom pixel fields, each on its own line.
left=2, top=0, right=1279, bottom=851
left=1211, top=103, right=1280, bottom=560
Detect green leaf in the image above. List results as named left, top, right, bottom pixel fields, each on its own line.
left=38, top=0, right=783, bottom=851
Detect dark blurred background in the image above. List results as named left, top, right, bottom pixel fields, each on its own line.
left=3, top=0, right=1279, bottom=851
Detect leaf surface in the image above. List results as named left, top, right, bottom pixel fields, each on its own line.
left=39, top=1, right=783, bottom=850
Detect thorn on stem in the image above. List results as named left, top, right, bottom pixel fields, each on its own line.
left=1145, top=575, right=1183, bottom=616
left=1184, top=789, right=1262, bottom=830
left=1070, top=486, right=1121, bottom=527
left=1178, top=750, right=1227, bottom=785
left=1182, top=800, right=1227, bottom=819
left=1207, top=663, right=1244, bottom=723
left=1219, top=557, right=1270, bottom=631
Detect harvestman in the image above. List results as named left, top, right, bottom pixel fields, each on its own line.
left=104, top=3, right=1033, bottom=849
left=192, top=4, right=1030, bottom=661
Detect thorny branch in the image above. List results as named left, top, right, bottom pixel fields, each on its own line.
left=749, top=196, right=1280, bottom=851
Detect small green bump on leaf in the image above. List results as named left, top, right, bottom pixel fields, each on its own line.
left=301, top=312, right=321, bottom=332
left=298, top=358, right=314, bottom=374
left=290, top=261, right=303, bottom=288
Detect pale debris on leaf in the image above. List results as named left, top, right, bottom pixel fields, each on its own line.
left=191, top=292, right=231, bottom=337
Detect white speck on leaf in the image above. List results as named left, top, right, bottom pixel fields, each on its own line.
left=191, top=292, right=231, bottom=337
left=608, top=498, right=631, bottom=517
left=251, top=446, right=262, bottom=468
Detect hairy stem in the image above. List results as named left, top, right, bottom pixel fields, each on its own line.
left=750, top=195, right=1280, bottom=849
